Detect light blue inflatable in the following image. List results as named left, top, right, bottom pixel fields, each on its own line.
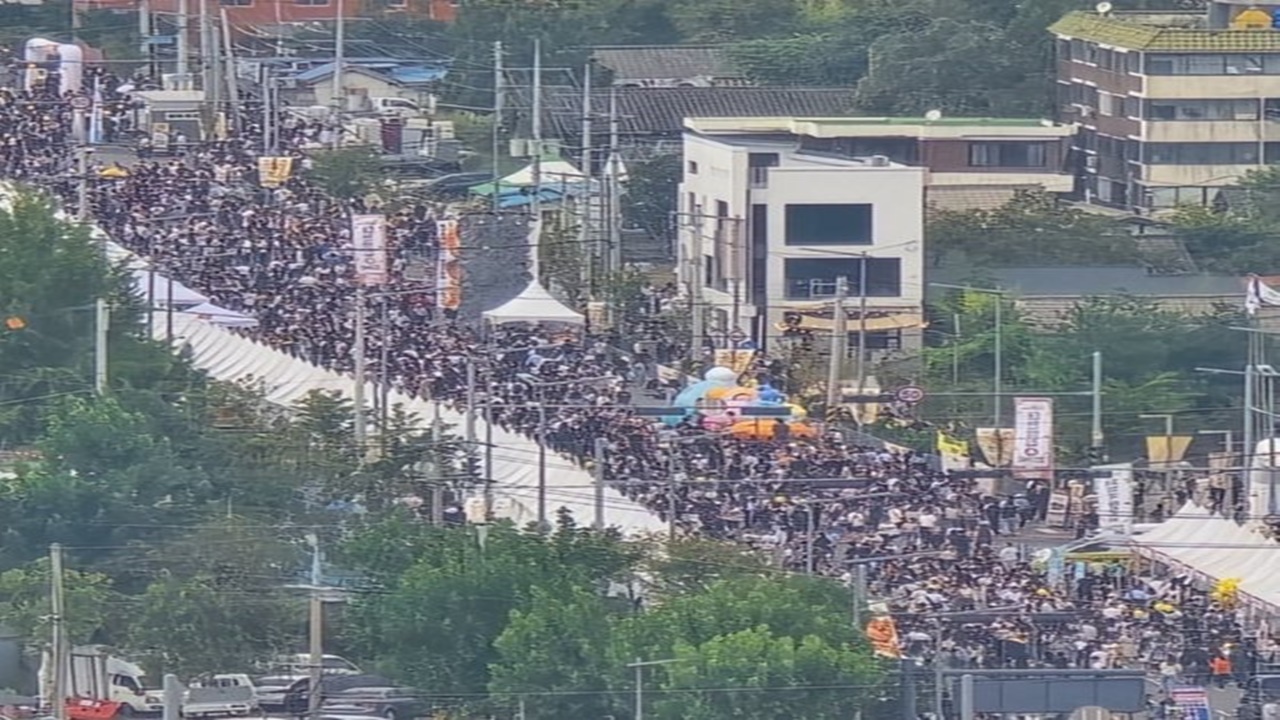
left=663, top=366, right=739, bottom=425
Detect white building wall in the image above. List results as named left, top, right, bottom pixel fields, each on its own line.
left=678, top=132, right=925, bottom=348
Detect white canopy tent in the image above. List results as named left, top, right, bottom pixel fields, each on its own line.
left=180, top=302, right=259, bottom=328
left=498, top=160, right=585, bottom=187
left=158, top=313, right=663, bottom=534
left=1130, top=503, right=1280, bottom=611
left=130, top=268, right=209, bottom=308
left=482, top=219, right=585, bottom=326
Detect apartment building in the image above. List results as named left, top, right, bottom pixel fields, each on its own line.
left=683, top=116, right=1075, bottom=210
left=1050, top=0, right=1280, bottom=210
left=678, top=127, right=925, bottom=357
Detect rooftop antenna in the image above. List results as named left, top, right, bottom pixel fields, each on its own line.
left=925, top=109, right=943, bottom=123
left=1096, top=2, right=1113, bottom=15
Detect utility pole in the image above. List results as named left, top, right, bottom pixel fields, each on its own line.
left=50, top=544, right=67, bottom=720
left=431, top=412, right=445, bottom=525
left=994, top=295, right=1004, bottom=428
left=306, top=535, right=324, bottom=720
left=465, top=360, right=477, bottom=457
left=220, top=8, right=239, bottom=130
left=76, top=147, right=90, bottom=222
left=687, top=213, right=705, bottom=363
left=490, top=41, right=503, bottom=214
left=855, top=255, right=869, bottom=399
left=593, top=437, right=606, bottom=530
left=634, top=659, right=644, bottom=720
left=331, top=0, right=346, bottom=139
left=825, top=276, right=849, bottom=412
left=579, top=62, right=594, bottom=290
left=95, top=297, right=109, bottom=395
left=851, top=563, right=867, bottom=629
left=175, top=0, right=190, bottom=79
left=352, top=288, right=367, bottom=453
left=1091, top=351, right=1104, bottom=457
left=1245, top=363, right=1256, bottom=506
left=71, top=0, right=82, bottom=35
left=606, top=88, right=622, bottom=279
left=198, top=0, right=212, bottom=108
left=261, top=64, right=276, bottom=153
left=530, top=39, right=543, bottom=228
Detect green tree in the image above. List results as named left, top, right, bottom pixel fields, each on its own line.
left=925, top=190, right=1143, bottom=269
left=0, top=559, right=118, bottom=645
left=306, top=147, right=382, bottom=200
left=488, top=586, right=617, bottom=720
left=622, top=154, right=681, bottom=242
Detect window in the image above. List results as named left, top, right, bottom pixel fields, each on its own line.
left=748, top=152, right=778, bottom=189
left=968, top=142, right=1049, bottom=168
left=1057, top=39, right=1072, bottom=61
left=687, top=160, right=699, bottom=175
left=784, top=204, right=873, bottom=246
left=1144, top=142, right=1260, bottom=165
left=783, top=258, right=902, bottom=299
left=219, top=0, right=252, bottom=5
left=1146, top=99, right=1260, bottom=121
left=387, top=0, right=408, bottom=6
left=294, top=0, right=330, bottom=4
left=1146, top=53, right=1280, bottom=75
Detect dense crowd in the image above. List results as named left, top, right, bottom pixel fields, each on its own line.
left=0, top=69, right=1262, bottom=700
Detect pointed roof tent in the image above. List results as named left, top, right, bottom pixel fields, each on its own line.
left=482, top=219, right=585, bottom=326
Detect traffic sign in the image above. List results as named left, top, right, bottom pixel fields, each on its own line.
left=895, top=385, right=926, bottom=404
left=728, top=327, right=747, bottom=342
left=69, top=96, right=91, bottom=110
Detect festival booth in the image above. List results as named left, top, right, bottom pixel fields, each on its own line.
left=482, top=219, right=585, bottom=327
left=1129, top=503, right=1280, bottom=616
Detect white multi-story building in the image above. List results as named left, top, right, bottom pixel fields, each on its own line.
left=678, top=126, right=925, bottom=357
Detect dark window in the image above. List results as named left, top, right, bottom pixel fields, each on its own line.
left=784, top=258, right=902, bottom=299
left=294, top=0, right=328, bottom=4
left=968, top=142, right=1049, bottom=168
left=1070, top=39, right=1085, bottom=61
left=687, top=160, right=699, bottom=174
left=1265, top=143, right=1280, bottom=164
left=1126, top=51, right=1141, bottom=73
left=849, top=329, right=902, bottom=351
left=1144, top=142, right=1260, bottom=165
left=219, top=0, right=252, bottom=5
left=748, top=153, right=779, bottom=167
left=1146, top=99, right=1259, bottom=121
left=784, top=204, right=873, bottom=246
left=1057, top=39, right=1072, bottom=61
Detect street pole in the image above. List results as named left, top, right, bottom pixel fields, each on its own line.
left=688, top=214, right=705, bottom=363
left=94, top=298, right=109, bottom=396
left=606, top=88, right=622, bottom=280
left=805, top=503, right=815, bottom=575
left=959, top=674, right=976, bottom=720
left=465, top=360, right=477, bottom=458
left=1091, top=350, right=1104, bottom=456
left=306, top=537, right=323, bottom=720
left=825, top=276, right=848, bottom=412
left=537, top=397, right=547, bottom=530
left=994, top=295, right=1003, bottom=428
left=633, top=659, right=644, bottom=720
left=77, top=147, right=90, bottom=222
left=579, top=61, right=594, bottom=291
left=855, top=255, right=869, bottom=398
left=220, top=8, right=239, bottom=128
left=352, top=288, right=367, bottom=453
left=50, top=544, right=67, bottom=720
left=593, top=437, right=606, bottom=531
left=331, top=0, right=346, bottom=143
left=490, top=41, right=503, bottom=214
left=176, top=0, right=189, bottom=78
left=378, top=300, right=390, bottom=433
left=431, top=411, right=445, bottom=525
left=851, top=563, right=867, bottom=629
left=1245, top=364, right=1256, bottom=507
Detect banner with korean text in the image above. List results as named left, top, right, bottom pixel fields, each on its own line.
left=436, top=219, right=462, bottom=311
left=351, top=214, right=388, bottom=286
left=1012, top=396, right=1054, bottom=479
left=1092, top=464, right=1134, bottom=534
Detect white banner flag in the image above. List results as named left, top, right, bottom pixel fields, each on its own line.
left=1245, top=275, right=1280, bottom=315
left=1012, top=397, right=1054, bottom=478
left=351, top=214, right=388, bottom=286
left=1093, top=465, right=1134, bottom=534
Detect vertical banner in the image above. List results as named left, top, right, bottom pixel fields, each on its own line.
left=436, top=219, right=462, bottom=311
left=1093, top=465, right=1134, bottom=534
left=864, top=616, right=902, bottom=659
left=1012, top=397, right=1055, bottom=479
left=936, top=431, right=971, bottom=471
left=975, top=428, right=1016, bottom=467
left=351, top=214, right=388, bottom=286
left=257, top=156, right=294, bottom=188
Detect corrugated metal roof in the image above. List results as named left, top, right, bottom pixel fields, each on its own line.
left=1050, top=11, right=1280, bottom=51
left=591, top=45, right=741, bottom=81
left=929, top=266, right=1243, bottom=297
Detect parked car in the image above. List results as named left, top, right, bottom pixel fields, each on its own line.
left=321, top=687, right=422, bottom=720
left=254, top=677, right=307, bottom=715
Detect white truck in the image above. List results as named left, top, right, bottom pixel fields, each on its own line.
left=39, top=646, right=164, bottom=718
left=181, top=674, right=257, bottom=718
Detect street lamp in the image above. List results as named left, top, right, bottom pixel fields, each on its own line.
left=626, top=657, right=683, bottom=720
left=929, top=283, right=1008, bottom=428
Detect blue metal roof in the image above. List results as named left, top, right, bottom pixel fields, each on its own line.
left=390, top=66, right=448, bottom=84
left=292, top=60, right=448, bottom=85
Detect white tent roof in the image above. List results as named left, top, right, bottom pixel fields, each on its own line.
left=158, top=313, right=662, bottom=534
left=130, top=268, right=209, bottom=307
left=483, top=279, right=585, bottom=326
left=180, top=302, right=258, bottom=328
left=1130, top=503, right=1280, bottom=610
left=499, top=160, right=585, bottom=187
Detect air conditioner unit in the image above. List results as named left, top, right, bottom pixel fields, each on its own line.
left=869, top=155, right=890, bottom=167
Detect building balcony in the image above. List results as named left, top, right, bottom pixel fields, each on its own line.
left=1145, top=121, right=1265, bottom=143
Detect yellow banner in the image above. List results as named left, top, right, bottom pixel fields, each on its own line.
left=713, top=349, right=754, bottom=375
left=257, top=156, right=294, bottom=189
left=937, top=431, right=970, bottom=471
left=1145, top=435, right=1193, bottom=466
left=975, top=428, right=1015, bottom=467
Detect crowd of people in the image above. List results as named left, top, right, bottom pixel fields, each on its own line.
left=0, top=67, right=1264, bottom=708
